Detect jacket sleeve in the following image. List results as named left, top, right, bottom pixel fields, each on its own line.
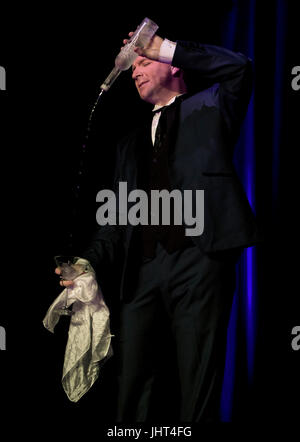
left=173, top=41, right=253, bottom=139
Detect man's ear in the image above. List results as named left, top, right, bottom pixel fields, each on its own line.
left=170, top=66, right=181, bottom=77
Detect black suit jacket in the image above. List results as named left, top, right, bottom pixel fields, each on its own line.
left=81, top=41, right=260, bottom=299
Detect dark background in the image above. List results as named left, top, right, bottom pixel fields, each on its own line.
left=1, top=0, right=299, bottom=436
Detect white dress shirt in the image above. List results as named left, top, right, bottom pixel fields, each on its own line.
left=151, top=39, right=179, bottom=145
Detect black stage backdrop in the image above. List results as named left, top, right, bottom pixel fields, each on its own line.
left=1, top=0, right=299, bottom=438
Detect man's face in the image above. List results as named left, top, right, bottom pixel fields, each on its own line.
left=132, top=56, right=174, bottom=105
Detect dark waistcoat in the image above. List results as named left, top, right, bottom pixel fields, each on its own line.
left=141, top=98, right=192, bottom=258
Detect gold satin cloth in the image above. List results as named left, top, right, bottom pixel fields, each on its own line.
left=43, top=272, right=113, bottom=402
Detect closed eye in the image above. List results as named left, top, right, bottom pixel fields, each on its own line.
left=132, top=60, right=151, bottom=73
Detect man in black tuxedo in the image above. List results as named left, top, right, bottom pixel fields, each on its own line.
left=59, top=33, right=259, bottom=422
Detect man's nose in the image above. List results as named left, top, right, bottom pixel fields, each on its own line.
left=132, top=68, right=142, bottom=81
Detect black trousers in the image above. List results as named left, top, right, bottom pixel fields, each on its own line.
left=115, top=242, right=239, bottom=422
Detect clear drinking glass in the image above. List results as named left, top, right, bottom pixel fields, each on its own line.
left=54, top=255, right=85, bottom=316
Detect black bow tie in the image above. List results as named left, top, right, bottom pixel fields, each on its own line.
left=153, top=105, right=168, bottom=114
left=152, top=94, right=185, bottom=114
